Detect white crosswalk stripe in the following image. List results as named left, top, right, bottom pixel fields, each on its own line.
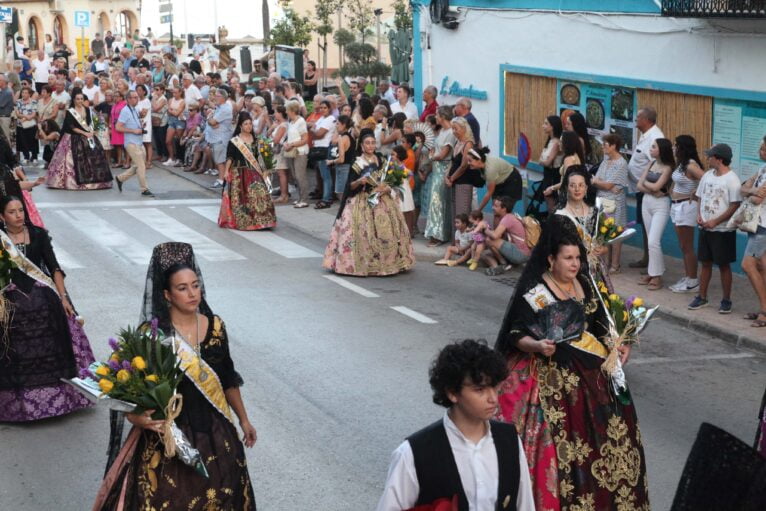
left=50, top=242, right=85, bottom=269
left=53, top=210, right=153, bottom=264
left=190, top=206, right=321, bottom=258
left=124, top=208, right=246, bottom=262
left=37, top=199, right=221, bottom=209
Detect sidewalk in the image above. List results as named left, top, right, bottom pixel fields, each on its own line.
left=156, top=162, right=766, bottom=354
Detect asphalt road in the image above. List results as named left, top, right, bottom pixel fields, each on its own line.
left=0, top=166, right=763, bottom=510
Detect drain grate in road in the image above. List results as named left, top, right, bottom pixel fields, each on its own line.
left=492, top=276, right=518, bottom=287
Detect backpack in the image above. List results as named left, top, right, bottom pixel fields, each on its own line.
left=512, top=213, right=541, bottom=249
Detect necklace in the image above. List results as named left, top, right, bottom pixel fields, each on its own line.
left=567, top=201, right=587, bottom=218
left=8, top=226, right=27, bottom=254
left=172, top=313, right=201, bottom=355
left=547, top=271, right=577, bottom=300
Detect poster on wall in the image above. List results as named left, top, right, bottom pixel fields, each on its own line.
left=713, top=98, right=766, bottom=181
left=557, top=80, right=637, bottom=154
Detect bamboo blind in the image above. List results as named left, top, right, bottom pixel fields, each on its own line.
left=504, top=72, right=557, bottom=161
left=636, top=89, right=713, bottom=151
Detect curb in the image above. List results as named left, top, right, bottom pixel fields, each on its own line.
left=653, top=307, right=766, bottom=355
left=157, top=162, right=765, bottom=355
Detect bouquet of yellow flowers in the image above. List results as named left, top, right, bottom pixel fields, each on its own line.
left=91, top=322, right=185, bottom=420
left=384, top=158, right=407, bottom=188
left=71, top=320, right=208, bottom=477
left=594, top=280, right=658, bottom=401
left=257, top=136, right=275, bottom=172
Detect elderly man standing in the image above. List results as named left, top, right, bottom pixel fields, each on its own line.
left=420, top=85, right=439, bottom=121
left=51, top=79, right=71, bottom=127
left=0, top=75, right=13, bottom=142
left=183, top=73, right=204, bottom=110
left=627, top=106, right=664, bottom=268
left=454, top=97, right=480, bottom=147
left=32, top=50, right=51, bottom=95
left=130, top=46, right=150, bottom=70
left=378, top=80, right=396, bottom=106
left=115, top=90, right=154, bottom=197
left=390, top=84, right=418, bottom=120
left=82, top=73, right=99, bottom=103
left=207, top=89, right=234, bottom=188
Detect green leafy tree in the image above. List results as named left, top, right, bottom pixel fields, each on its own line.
left=392, top=0, right=413, bottom=31
left=337, top=41, right=391, bottom=81
left=314, top=0, right=340, bottom=89
left=345, top=0, right=375, bottom=43
left=333, top=28, right=355, bottom=67
left=267, top=8, right=314, bottom=48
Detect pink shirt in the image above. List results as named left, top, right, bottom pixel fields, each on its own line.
left=499, top=214, right=530, bottom=256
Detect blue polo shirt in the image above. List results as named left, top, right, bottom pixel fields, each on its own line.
left=118, top=105, right=143, bottom=146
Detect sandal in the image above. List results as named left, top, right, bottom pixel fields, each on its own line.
left=427, top=240, right=444, bottom=248
left=609, top=266, right=621, bottom=274
left=751, top=314, right=766, bottom=327
left=314, top=201, right=332, bottom=209
left=273, top=196, right=290, bottom=204
left=647, top=278, right=663, bottom=291
left=637, top=275, right=652, bottom=285
left=743, top=311, right=763, bottom=321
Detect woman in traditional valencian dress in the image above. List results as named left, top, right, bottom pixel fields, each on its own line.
left=494, top=220, right=649, bottom=511
left=0, top=133, right=45, bottom=227
left=555, top=165, right=614, bottom=292
left=46, top=88, right=113, bottom=190
left=94, top=242, right=257, bottom=511
left=0, top=195, right=95, bottom=421
left=323, top=131, right=414, bottom=276
left=218, top=112, right=276, bottom=230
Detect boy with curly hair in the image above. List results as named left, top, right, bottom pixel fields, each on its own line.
left=376, top=340, right=534, bottom=511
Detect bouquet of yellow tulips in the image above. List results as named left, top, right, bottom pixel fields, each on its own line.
left=257, top=136, right=275, bottom=172
left=88, top=321, right=185, bottom=420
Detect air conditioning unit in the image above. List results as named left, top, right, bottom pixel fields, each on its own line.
left=430, top=1, right=460, bottom=29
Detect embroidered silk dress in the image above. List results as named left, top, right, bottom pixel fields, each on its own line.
left=323, top=154, right=414, bottom=276
left=423, top=129, right=455, bottom=242
left=0, top=226, right=94, bottom=421
left=495, top=278, right=649, bottom=511
left=94, top=315, right=256, bottom=511
left=218, top=136, right=276, bottom=231
left=46, top=108, right=113, bottom=190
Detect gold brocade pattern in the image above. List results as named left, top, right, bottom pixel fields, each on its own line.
left=591, top=416, right=642, bottom=492
left=568, top=493, right=596, bottom=511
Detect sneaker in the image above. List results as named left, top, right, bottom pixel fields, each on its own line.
left=162, top=159, right=173, bottom=165
left=468, top=261, right=478, bottom=271
left=684, top=278, right=700, bottom=292
left=141, top=189, right=155, bottom=197
left=209, top=179, right=224, bottom=189
left=688, top=295, right=709, bottom=310
left=669, top=277, right=688, bottom=293
left=293, top=202, right=309, bottom=208
left=718, top=299, right=732, bottom=314
left=447, top=260, right=458, bottom=267
left=434, top=259, right=449, bottom=266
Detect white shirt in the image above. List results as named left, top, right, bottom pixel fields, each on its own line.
left=376, top=413, right=535, bottom=511
left=313, top=115, right=336, bottom=148
left=286, top=117, right=309, bottom=156
left=82, top=84, right=99, bottom=102
left=627, top=124, right=664, bottom=192
left=184, top=84, right=203, bottom=108
left=32, top=58, right=51, bottom=83
left=381, top=88, right=397, bottom=106
left=695, top=168, right=742, bottom=232
left=390, top=100, right=419, bottom=121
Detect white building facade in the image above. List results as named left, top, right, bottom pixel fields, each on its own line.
left=410, top=0, right=766, bottom=267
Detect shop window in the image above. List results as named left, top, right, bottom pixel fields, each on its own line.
left=503, top=72, right=557, bottom=164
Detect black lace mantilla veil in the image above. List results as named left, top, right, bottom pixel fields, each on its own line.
left=105, top=242, right=213, bottom=473
left=495, top=215, right=592, bottom=356
left=139, top=242, right=213, bottom=325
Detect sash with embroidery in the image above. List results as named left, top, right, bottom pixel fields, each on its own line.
left=0, top=230, right=58, bottom=295
left=68, top=107, right=94, bottom=133
left=230, top=136, right=266, bottom=180
left=171, top=333, right=235, bottom=425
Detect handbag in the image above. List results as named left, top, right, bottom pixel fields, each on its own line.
left=727, top=198, right=761, bottom=234
left=308, top=146, right=329, bottom=166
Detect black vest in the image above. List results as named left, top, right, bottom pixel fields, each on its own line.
left=408, top=419, right=520, bottom=511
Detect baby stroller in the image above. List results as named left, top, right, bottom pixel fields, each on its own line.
left=525, top=178, right=549, bottom=222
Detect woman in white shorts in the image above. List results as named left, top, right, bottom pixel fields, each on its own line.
left=669, top=135, right=705, bottom=293
left=740, top=136, right=766, bottom=327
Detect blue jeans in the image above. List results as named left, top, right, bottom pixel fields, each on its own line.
left=335, top=164, right=350, bottom=194
left=318, top=158, right=332, bottom=201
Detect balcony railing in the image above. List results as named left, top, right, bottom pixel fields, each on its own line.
left=662, top=0, right=766, bottom=17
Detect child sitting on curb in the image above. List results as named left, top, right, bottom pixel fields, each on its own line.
left=435, top=214, right=472, bottom=267
left=467, top=210, right=489, bottom=271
